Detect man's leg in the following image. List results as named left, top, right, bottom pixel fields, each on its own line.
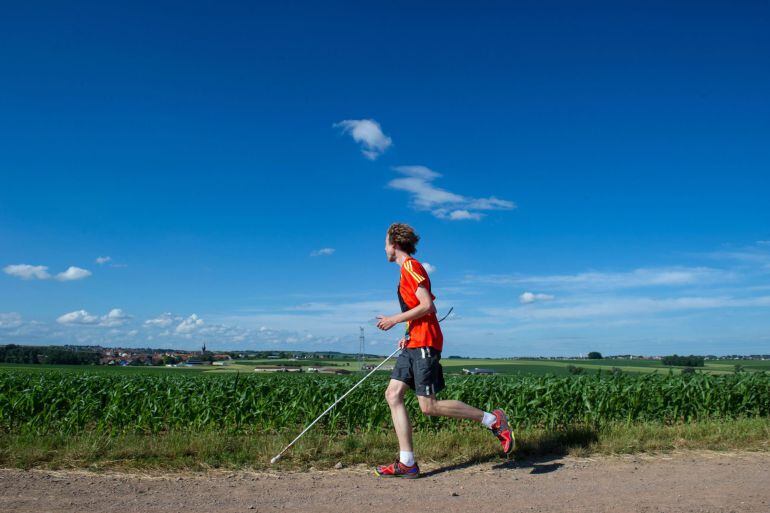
left=377, top=379, right=421, bottom=476
left=385, top=379, right=413, bottom=453
left=417, top=394, right=514, bottom=454
left=416, top=395, right=483, bottom=421
left=412, top=350, right=515, bottom=455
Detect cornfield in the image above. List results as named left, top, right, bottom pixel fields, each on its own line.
left=1, top=371, right=768, bottom=435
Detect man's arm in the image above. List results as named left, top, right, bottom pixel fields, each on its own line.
left=376, top=285, right=436, bottom=331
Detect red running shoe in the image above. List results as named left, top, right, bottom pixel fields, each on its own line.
left=374, top=459, right=420, bottom=479
left=490, top=409, right=515, bottom=454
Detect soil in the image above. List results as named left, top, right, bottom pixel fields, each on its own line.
left=1, top=451, right=768, bottom=512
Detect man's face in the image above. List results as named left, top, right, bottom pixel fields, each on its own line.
left=384, top=233, right=397, bottom=262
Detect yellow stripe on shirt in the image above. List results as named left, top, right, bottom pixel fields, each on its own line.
left=404, top=260, right=425, bottom=283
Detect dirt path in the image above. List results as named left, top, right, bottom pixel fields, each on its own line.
left=1, top=452, right=768, bottom=513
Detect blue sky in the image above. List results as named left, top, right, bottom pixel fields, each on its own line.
left=1, top=1, right=769, bottom=356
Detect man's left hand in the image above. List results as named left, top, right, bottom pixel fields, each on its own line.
left=376, top=315, right=397, bottom=331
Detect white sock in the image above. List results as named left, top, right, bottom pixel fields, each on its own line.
left=481, top=411, right=497, bottom=428
left=399, top=451, right=415, bottom=466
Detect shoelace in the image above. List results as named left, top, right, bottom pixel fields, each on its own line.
left=381, top=459, right=404, bottom=473
left=491, top=417, right=506, bottom=437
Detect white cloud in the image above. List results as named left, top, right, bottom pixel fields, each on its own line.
left=391, top=165, right=440, bottom=181
left=445, top=209, right=483, bottom=221
left=423, top=262, right=437, bottom=274
left=176, top=314, right=204, bottom=334
left=5, top=264, right=94, bottom=281
left=95, top=256, right=111, bottom=265
left=101, top=308, right=131, bottom=327
left=144, top=313, right=178, bottom=328
left=389, top=166, right=464, bottom=207
left=3, top=264, right=51, bottom=280
left=465, top=197, right=518, bottom=210
left=55, top=266, right=92, bottom=281
left=219, top=299, right=399, bottom=338
left=0, top=312, right=22, bottom=329
left=466, top=267, right=732, bottom=291
left=484, top=295, right=770, bottom=321
left=57, top=308, right=131, bottom=326
left=519, top=292, right=555, bottom=304
left=334, top=119, right=392, bottom=160
left=310, top=248, right=335, bottom=257
left=388, top=166, right=515, bottom=221
left=706, top=248, right=770, bottom=270
left=57, top=310, right=100, bottom=325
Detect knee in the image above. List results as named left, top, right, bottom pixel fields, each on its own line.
left=419, top=401, right=437, bottom=416
left=385, top=387, right=403, bottom=406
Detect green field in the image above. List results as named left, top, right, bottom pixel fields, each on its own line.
left=195, top=356, right=770, bottom=377
left=438, top=358, right=770, bottom=376
left=1, top=363, right=768, bottom=471
left=2, top=368, right=768, bottom=434
left=1, top=356, right=768, bottom=377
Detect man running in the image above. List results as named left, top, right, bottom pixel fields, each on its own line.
left=374, top=222, right=514, bottom=478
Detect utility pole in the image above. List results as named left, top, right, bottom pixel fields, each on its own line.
left=358, top=326, right=365, bottom=361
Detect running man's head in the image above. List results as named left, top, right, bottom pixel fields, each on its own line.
left=385, top=223, right=420, bottom=262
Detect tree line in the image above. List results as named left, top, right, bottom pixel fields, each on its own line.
left=0, top=344, right=99, bottom=365
left=661, top=354, right=705, bottom=367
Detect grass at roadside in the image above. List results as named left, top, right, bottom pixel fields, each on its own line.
left=2, top=418, right=767, bottom=472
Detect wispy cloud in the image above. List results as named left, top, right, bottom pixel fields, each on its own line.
left=388, top=166, right=515, bottom=221
left=3, top=264, right=51, bottom=280
left=423, top=262, right=437, bottom=274
left=705, top=247, right=770, bottom=270
left=57, top=308, right=131, bottom=327
left=4, top=263, right=92, bottom=281
left=0, top=308, right=354, bottom=351
left=175, top=313, right=204, bottom=334
left=519, top=291, right=555, bottom=304
left=144, top=313, right=179, bottom=328
left=310, top=248, right=335, bottom=257
left=334, top=119, right=392, bottom=160
left=483, top=295, right=770, bottom=321
left=465, top=266, right=733, bottom=291
left=55, top=266, right=92, bottom=281
left=95, top=256, right=111, bottom=265
left=218, top=299, right=399, bottom=339
left=100, top=308, right=131, bottom=327
left=0, top=312, right=22, bottom=329
left=444, top=209, right=482, bottom=221
left=6, top=239, right=768, bottom=355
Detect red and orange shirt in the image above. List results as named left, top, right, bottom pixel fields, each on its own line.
left=398, top=257, right=443, bottom=351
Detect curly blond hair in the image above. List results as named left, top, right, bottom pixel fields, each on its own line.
left=387, top=223, right=420, bottom=255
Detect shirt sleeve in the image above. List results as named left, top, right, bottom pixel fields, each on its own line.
left=401, top=259, right=427, bottom=292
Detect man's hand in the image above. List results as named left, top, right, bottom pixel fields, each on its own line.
left=398, top=337, right=408, bottom=349
left=376, top=315, right=398, bottom=331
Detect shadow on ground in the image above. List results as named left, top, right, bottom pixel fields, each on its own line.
left=421, top=426, right=598, bottom=478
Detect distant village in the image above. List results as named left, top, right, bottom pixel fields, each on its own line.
left=98, top=343, right=231, bottom=367
left=93, top=344, right=366, bottom=367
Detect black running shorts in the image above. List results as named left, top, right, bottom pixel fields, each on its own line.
left=390, top=346, right=446, bottom=397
